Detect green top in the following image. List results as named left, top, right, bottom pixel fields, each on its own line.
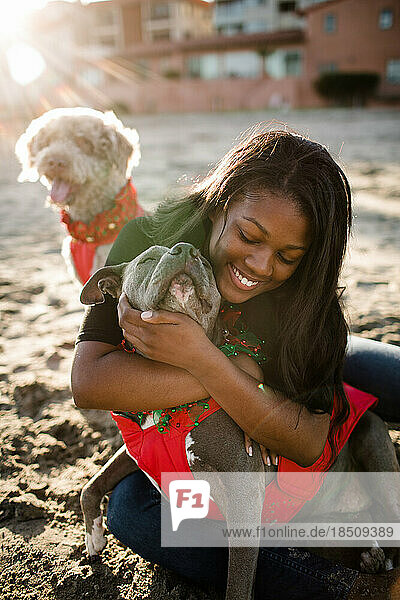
left=107, top=214, right=210, bottom=266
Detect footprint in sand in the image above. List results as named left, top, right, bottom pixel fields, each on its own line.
left=57, top=341, right=75, bottom=350
left=12, top=365, right=28, bottom=374
left=46, top=351, right=63, bottom=370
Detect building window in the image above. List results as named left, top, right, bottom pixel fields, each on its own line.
left=187, top=56, right=201, bottom=78
left=152, top=29, right=170, bottom=41
left=222, top=24, right=246, bottom=36
left=150, top=3, right=170, bottom=20
left=379, top=9, right=393, bottom=30
left=386, top=59, right=400, bottom=83
left=197, top=54, right=220, bottom=80
left=279, top=1, right=296, bottom=12
left=285, top=51, right=302, bottom=76
left=324, top=13, right=336, bottom=33
left=318, top=62, right=337, bottom=74
left=247, top=21, right=270, bottom=32
left=224, top=51, right=260, bottom=79
left=265, top=49, right=301, bottom=79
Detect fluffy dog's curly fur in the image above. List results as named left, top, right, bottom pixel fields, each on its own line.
left=15, top=107, right=140, bottom=224
left=15, top=107, right=142, bottom=283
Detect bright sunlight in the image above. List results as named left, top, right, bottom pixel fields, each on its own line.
left=6, top=44, right=46, bottom=86
left=0, top=1, right=49, bottom=85
left=0, top=1, right=47, bottom=36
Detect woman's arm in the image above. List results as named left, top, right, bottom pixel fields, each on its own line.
left=72, top=341, right=210, bottom=411
left=72, top=340, right=263, bottom=412
left=72, top=338, right=328, bottom=466
left=188, top=341, right=330, bottom=468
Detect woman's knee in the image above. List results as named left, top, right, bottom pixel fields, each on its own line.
left=344, top=335, right=400, bottom=413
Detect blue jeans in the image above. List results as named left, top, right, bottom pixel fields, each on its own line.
left=344, top=336, right=400, bottom=422
left=107, top=470, right=356, bottom=599
left=106, top=335, right=400, bottom=599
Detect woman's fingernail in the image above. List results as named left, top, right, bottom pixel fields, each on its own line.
left=141, top=311, right=153, bottom=320
left=248, top=446, right=253, bottom=457
left=266, top=456, right=271, bottom=466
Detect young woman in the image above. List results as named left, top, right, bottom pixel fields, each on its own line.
left=72, top=129, right=400, bottom=599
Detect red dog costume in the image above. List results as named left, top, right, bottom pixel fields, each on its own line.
left=61, top=179, right=145, bottom=284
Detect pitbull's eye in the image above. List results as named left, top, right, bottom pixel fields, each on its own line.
left=75, top=136, right=94, bottom=154
left=139, top=258, right=156, bottom=265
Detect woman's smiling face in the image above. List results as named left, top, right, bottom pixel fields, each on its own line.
left=208, top=191, right=311, bottom=303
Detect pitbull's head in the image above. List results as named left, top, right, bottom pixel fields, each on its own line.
left=81, top=242, right=221, bottom=342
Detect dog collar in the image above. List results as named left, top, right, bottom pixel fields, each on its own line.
left=60, top=179, right=144, bottom=244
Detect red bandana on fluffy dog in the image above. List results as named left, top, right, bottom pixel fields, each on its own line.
left=60, top=179, right=144, bottom=284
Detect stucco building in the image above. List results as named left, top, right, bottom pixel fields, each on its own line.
left=82, top=0, right=213, bottom=51
left=301, top=0, right=400, bottom=104
left=3, top=0, right=399, bottom=114
left=214, top=0, right=303, bottom=35
left=101, top=0, right=400, bottom=111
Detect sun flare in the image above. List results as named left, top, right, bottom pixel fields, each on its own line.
left=0, top=1, right=47, bottom=36
left=0, top=1, right=50, bottom=85
left=6, top=43, right=46, bottom=86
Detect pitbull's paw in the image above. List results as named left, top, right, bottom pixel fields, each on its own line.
left=85, top=515, right=107, bottom=556
left=360, top=545, right=386, bottom=573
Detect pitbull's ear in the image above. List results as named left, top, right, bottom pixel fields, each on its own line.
left=80, top=263, right=127, bottom=305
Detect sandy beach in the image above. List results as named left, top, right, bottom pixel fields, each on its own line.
left=0, top=108, right=399, bottom=599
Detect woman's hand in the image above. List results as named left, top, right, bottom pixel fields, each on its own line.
left=117, top=292, right=212, bottom=371
left=244, top=432, right=279, bottom=467
left=225, top=352, right=279, bottom=466
left=118, top=292, right=143, bottom=342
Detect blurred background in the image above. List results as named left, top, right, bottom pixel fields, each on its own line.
left=0, top=0, right=399, bottom=119
left=1, top=0, right=399, bottom=202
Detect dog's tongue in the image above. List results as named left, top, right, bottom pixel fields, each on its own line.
left=50, top=180, right=71, bottom=205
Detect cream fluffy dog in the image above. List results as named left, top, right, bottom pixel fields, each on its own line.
left=15, top=107, right=143, bottom=284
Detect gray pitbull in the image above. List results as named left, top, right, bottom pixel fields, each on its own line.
left=78, top=242, right=400, bottom=600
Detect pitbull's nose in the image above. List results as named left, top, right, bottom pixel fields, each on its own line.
left=189, top=246, right=200, bottom=258
left=170, top=244, right=183, bottom=255
left=170, top=243, right=200, bottom=258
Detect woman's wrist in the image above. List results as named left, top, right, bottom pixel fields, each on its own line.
left=186, top=341, right=228, bottom=381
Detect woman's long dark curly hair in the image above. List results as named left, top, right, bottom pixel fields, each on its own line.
left=144, top=128, right=352, bottom=462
